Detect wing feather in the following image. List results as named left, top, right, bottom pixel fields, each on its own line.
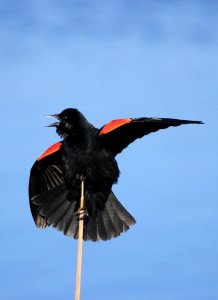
left=100, top=117, right=203, bottom=156
left=29, top=142, right=64, bottom=228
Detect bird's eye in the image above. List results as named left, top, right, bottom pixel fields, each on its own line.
left=63, top=116, right=68, bottom=120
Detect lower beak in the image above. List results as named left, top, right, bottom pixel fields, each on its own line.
left=46, top=122, right=60, bottom=127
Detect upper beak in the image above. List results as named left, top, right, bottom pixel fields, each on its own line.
left=46, top=114, right=61, bottom=127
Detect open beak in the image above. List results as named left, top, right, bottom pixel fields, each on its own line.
left=46, top=114, right=61, bottom=127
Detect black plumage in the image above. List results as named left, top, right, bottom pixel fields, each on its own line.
left=29, top=108, right=203, bottom=241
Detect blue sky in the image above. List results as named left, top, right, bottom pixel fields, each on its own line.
left=0, top=1, right=217, bottom=299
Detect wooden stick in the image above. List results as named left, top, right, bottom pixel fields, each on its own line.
left=75, top=179, right=85, bottom=300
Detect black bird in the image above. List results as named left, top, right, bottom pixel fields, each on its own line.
left=29, top=108, right=203, bottom=241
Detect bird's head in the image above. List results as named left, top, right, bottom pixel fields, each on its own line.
left=47, top=108, right=86, bottom=138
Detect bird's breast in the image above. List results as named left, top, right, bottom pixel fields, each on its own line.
left=62, top=148, right=120, bottom=192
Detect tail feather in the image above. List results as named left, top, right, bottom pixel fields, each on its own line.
left=65, top=211, right=78, bottom=236
left=65, top=214, right=79, bottom=238
left=105, top=192, right=136, bottom=234
left=55, top=202, right=75, bottom=233
left=105, top=195, right=125, bottom=234
left=101, top=205, right=119, bottom=238
left=108, top=192, right=136, bottom=228
left=85, top=217, right=98, bottom=241
left=96, top=211, right=109, bottom=241
left=84, top=191, right=136, bottom=241
left=31, top=184, right=135, bottom=241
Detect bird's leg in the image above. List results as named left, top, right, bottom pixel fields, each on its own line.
left=75, top=174, right=88, bottom=221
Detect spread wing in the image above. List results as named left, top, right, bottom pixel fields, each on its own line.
left=99, top=117, right=203, bottom=156
left=29, top=142, right=64, bottom=228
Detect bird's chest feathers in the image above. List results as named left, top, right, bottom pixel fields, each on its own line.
left=62, top=137, right=119, bottom=188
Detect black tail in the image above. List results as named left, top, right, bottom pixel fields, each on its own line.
left=31, top=184, right=136, bottom=241
left=83, top=192, right=136, bottom=241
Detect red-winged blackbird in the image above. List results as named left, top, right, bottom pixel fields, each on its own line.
left=29, top=108, right=203, bottom=241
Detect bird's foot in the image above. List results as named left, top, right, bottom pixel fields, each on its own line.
left=76, top=207, right=88, bottom=221
left=76, top=174, right=86, bottom=182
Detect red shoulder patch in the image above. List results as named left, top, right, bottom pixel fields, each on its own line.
left=99, top=118, right=132, bottom=135
left=37, top=142, right=62, bottom=161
